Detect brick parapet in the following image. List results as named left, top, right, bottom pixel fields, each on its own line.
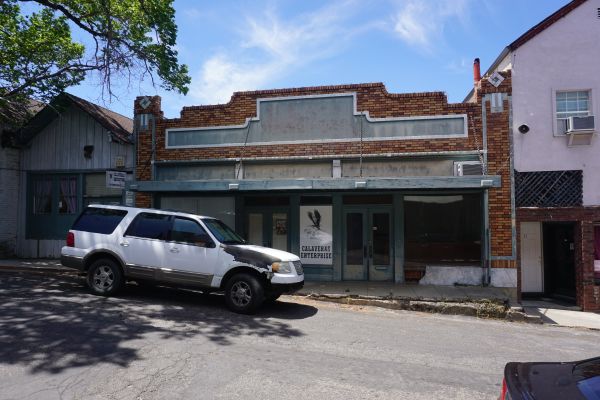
left=134, top=76, right=516, bottom=275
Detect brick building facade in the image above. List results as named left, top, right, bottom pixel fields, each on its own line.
left=517, top=208, right=600, bottom=311
left=131, top=75, right=515, bottom=289
left=473, top=0, right=600, bottom=311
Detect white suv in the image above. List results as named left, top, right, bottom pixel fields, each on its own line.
left=61, top=205, right=304, bottom=314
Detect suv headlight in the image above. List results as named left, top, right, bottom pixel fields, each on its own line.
left=270, top=261, right=292, bottom=273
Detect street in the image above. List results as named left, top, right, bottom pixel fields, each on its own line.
left=0, top=271, right=598, bottom=400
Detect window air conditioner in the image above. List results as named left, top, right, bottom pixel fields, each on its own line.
left=565, top=116, right=595, bottom=147
left=566, top=116, right=595, bottom=133
left=454, top=161, right=483, bottom=176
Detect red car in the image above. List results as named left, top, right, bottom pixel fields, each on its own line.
left=499, top=357, right=600, bottom=399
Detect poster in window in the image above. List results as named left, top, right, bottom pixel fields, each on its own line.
left=299, top=205, right=332, bottom=265
left=274, top=218, right=287, bottom=235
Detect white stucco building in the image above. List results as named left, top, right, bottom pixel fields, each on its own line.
left=468, top=0, right=600, bottom=311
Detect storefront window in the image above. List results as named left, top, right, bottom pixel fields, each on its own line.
left=300, top=196, right=332, bottom=205
left=160, top=196, right=236, bottom=229
left=28, top=173, right=81, bottom=239
left=84, top=173, right=123, bottom=206
left=59, top=176, right=78, bottom=214
left=404, top=194, right=482, bottom=265
left=33, top=177, right=52, bottom=214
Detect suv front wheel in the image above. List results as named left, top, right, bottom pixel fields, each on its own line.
left=224, top=273, right=265, bottom=314
left=87, top=258, right=124, bottom=296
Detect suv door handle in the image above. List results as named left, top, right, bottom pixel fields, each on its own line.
left=120, top=241, right=129, bottom=247
left=169, top=247, right=179, bottom=253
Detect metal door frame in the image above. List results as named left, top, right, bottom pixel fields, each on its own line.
left=244, top=206, right=291, bottom=250
left=342, top=206, right=394, bottom=281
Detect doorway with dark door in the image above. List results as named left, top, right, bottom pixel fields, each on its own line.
left=543, top=222, right=576, bottom=302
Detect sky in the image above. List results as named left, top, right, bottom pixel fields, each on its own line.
left=68, top=0, right=572, bottom=119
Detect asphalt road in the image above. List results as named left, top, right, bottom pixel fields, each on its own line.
left=1, top=271, right=598, bottom=400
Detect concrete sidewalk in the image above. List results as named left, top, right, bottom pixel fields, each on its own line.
left=2, top=259, right=599, bottom=329
left=299, top=282, right=600, bottom=329
left=521, top=300, right=600, bottom=330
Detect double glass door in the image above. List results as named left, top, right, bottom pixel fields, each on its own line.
left=246, top=209, right=290, bottom=251
left=343, top=208, right=393, bottom=281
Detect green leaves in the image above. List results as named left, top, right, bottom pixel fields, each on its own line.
left=0, top=0, right=190, bottom=122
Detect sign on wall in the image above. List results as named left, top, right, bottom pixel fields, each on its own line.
left=124, top=190, right=135, bottom=206
left=106, top=170, right=127, bottom=189
left=299, top=205, right=333, bottom=265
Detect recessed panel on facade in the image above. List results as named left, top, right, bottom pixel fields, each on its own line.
left=166, top=94, right=467, bottom=148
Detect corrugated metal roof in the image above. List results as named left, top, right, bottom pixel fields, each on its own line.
left=19, top=93, right=133, bottom=145
left=65, top=94, right=133, bottom=143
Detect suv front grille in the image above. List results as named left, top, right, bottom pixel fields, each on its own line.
left=292, top=261, right=303, bottom=275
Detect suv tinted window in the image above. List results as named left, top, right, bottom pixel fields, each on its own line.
left=72, top=207, right=128, bottom=234
left=125, top=213, right=171, bottom=240
left=170, top=217, right=214, bottom=246
left=203, top=218, right=245, bottom=244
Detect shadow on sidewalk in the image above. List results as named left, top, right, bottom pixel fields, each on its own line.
left=0, top=272, right=316, bottom=374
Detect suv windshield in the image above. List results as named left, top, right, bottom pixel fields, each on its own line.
left=203, top=218, right=245, bottom=244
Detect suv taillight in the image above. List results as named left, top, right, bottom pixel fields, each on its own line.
left=499, top=378, right=511, bottom=400
left=66, top=232, right=75, bottom=247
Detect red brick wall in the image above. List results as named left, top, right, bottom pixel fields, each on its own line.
left=134, top=78, right=516, bottom=269
left=517, top=207, right=600, bottom=311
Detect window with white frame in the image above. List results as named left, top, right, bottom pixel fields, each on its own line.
left=556, top=90, right=591, bottom=134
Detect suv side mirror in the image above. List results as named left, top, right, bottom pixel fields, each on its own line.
left=194, top=234, right=216, bottom=248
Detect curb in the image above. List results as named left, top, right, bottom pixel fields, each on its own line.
left=293, top=293, right=540, bottom=323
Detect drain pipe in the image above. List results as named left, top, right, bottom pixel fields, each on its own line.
left=482, top=92, right=491, bottom=287
left=151, top=113, right=156, bottom=182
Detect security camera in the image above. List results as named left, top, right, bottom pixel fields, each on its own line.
left=518, top=124, right=530, bottom=134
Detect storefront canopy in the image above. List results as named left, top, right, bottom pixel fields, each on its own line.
left=129, top=176, right=501, bottom=192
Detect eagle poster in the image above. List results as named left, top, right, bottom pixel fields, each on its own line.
left=299, top=205, right=333, bottom=265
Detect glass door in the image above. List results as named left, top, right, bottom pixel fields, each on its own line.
left=343, top=208, right=393, bottom=281
left=369, top=211, right=393, bottom=281
left=343, top=211, right=367, bottom=280
left=246, top=210, right=289, bottom=251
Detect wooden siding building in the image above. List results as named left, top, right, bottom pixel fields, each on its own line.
left=15, top=93, right=134, bottom=257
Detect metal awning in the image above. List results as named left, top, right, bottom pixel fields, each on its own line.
left=128, top=176, right=501, bottom=192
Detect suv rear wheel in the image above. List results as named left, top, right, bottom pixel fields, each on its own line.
left=87, top=258, right=124, bottom=296
left=224, top=273, right=265, bottom=314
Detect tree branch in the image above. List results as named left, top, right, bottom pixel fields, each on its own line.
left=23, top=0, right=104, bottom=37
left=5, top=63, right=99, bottom=97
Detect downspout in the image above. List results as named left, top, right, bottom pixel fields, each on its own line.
left=149, top=114, right=157, bottom=208
left=508, top=95, right=517, bottom=260
left=481, top=94, right=491, bottom=286
left=129, top=116, right=138, bottom=207
left=151, top=114, right=156, bottom=182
